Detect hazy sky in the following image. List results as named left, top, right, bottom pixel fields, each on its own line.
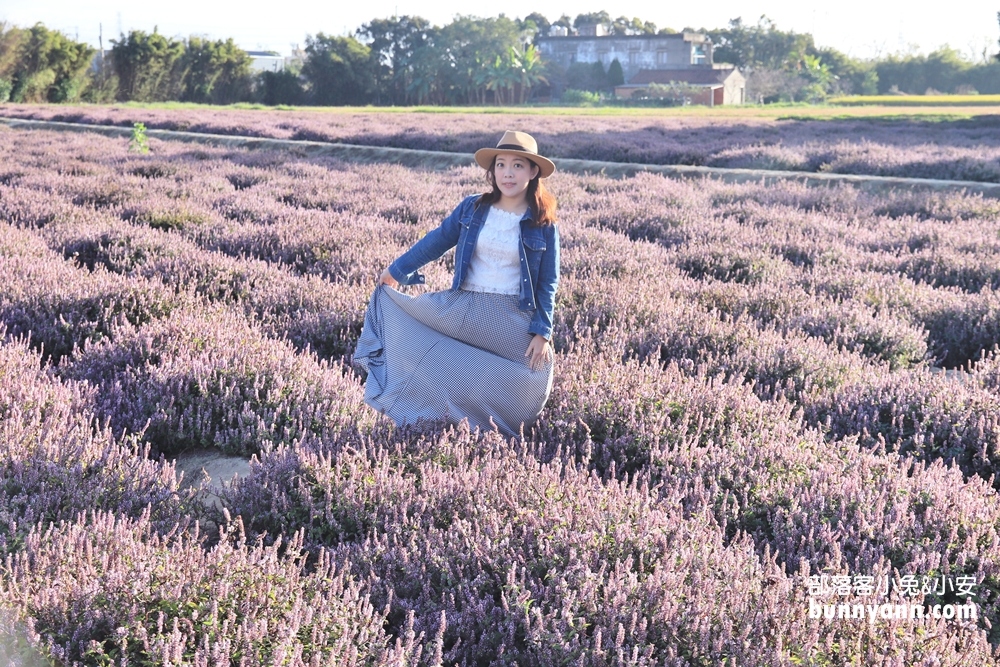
left=2, top=0, right=997, bottom=62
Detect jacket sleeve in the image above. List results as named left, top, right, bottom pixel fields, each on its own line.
left=388, top=197, right=471, bottom=285
left=529, top=224, right=559, bottom=340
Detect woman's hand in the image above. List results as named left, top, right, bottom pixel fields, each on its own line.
left=377, top=268, right=399, bottom=288
left=525, top=334, right=553, bottom=371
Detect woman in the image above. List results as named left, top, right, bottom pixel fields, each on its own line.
left=353, top=130, right=559, bottom=438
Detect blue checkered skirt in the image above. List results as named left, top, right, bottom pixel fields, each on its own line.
left=353, top=285, right=554, bottom=437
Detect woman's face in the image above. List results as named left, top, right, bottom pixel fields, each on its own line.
left=493, top=153, right=540, bottom=202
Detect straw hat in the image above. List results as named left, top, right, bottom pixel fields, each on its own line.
left=474, top=130, right=555, bottom=179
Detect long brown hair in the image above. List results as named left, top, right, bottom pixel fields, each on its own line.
left=477, top=157, right=557, bottom=225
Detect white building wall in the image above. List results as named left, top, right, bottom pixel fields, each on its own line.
left=249, top=55, right=284, bottom=73
left=537, top=35, right=713, bottom=81
left=722, top=72, right=747, bottom=105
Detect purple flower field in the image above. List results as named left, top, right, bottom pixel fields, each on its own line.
left=3, top=125, right=1000, bottom=664
left=4, top=103, right=1000, bottom=183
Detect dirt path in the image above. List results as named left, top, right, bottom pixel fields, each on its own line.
left=174, top=450, right=253, bottom=510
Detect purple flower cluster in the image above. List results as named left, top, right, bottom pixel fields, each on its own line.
left=4, top=511, right=416, bottom=665
left=0, top=330, right=195, bottom=557
left=4, top=104, right=1000, bottom=182
left=2, top=126, right=1000, bottom=664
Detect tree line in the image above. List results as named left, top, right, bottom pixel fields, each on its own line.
left=0, top=22, right=256, bottom=105
left=707, top=15, right=1000, bottom=102
left=1, top=12, right=999, bottom=107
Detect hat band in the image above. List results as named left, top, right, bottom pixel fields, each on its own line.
left=496, top=143, right=535, bottom=153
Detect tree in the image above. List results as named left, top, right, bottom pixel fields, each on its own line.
left=0, top=23, right=25, bottom=102
left=179, top=37, right=253, bottom=104
left=574, top=12, right=611, bottom=32
left=483, top=44, right=548, bottom=105
left=708, top=16, right=814, bottom=72
left=484, top=52, right=518, bottom=105
left=521, top=13, right=550, bottom=41
left=745, top=68, right=805, bottom=103
left=606, top=58, right=625, bottom=88
left=551, top=15, right=574, bottom=31
left=565, top=60, right=608, bottom=93
left=859, top=70, right=879, bottom=95
left=357, top=15, right=431, bottom=105
left=435, top=15, right=522, bottom=104
left=590, top=61, right=608, bottom=91
left=515, top=44, right=547, bottom=102
left=111, top=28, right=184, bottom=102
left=922, top=47, right=970, bottom=92
left=83, top=26, right=117, bottom=103
left=0, top=22, right=25, bottom=81
left=404, top=40, right=440, bottom=105
left=874, top=48, right=971, bottom=94
left=611, top=16, right=656, bottom=36
left=2, top=23, right=93, bottom=102
left=256, top=69, right=305, bottom=105
left=301, top=33, right=374, bottom=105
left=707, top=15, right=878, bottom=102
left=812, top=46, right=875, bottom=95
left=799, top=54, right=834, bottom=101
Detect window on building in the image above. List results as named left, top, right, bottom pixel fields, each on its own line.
left=691, top=45, right=706, bottom=65
left=657, top=51, right=669, bottom=65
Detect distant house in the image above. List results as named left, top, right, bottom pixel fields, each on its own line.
left=616, top=67, right=746, bottom=106
left=536, top=29, right=745, bottom=105
left=536, top=31, right=713, bottom=83
left=246, top=51, right=284, bottom=73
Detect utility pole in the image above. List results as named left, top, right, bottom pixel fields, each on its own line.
left=98, top=23, right=104, bottom=76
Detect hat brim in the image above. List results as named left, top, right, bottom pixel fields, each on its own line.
left=474, top=148, right=555, bottom=179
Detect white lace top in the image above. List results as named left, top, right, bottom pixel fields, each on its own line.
left=462, top=206, right=522, bottom=295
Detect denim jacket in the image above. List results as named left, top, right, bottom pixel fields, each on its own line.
left=388, top=194, right=559, bottom=340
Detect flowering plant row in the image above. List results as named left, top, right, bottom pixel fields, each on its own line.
left=1, top=127, right=1000, bottom=664
left=3, top=104, right=1000, bottom=182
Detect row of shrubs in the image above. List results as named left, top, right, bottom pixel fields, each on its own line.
left=5, top=129, right=1000, bottom=482
left=5, top=105, right=1000, bottom=182
left=3, top=323, right=1000, bottom=663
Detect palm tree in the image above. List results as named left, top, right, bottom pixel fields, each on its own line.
left=481, top=44, right=546, bottom=106
left=472, top=57, right=493, bottom=105
left=513, top=44, right=547, bottom=104
left=404, top=43, right=438, bottom=104
left=484, top=53, right=518, bottom=105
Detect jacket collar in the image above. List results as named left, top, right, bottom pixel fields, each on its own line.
left=473, top=196, right=538, bottom=226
